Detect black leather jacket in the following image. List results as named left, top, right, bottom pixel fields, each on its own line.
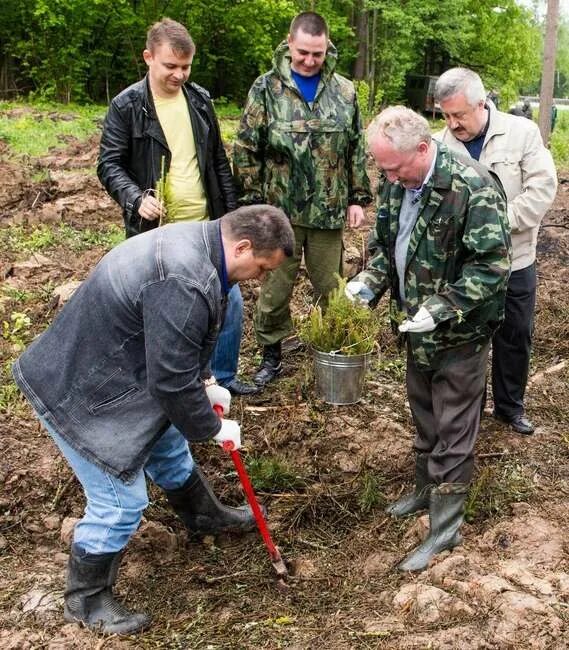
left=98, top=76, right=237, bottom=238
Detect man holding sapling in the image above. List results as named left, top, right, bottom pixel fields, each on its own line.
left=233, top=11, right=372, bottom=387
left=98, top=18, right=259, bottom=396
left=346, top=107, right=511, bottom=572
left=13, top=206, right=294, bottom=634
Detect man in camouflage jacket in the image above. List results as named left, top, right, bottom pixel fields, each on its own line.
left=347, top=107, right=511, bottom=573
left=233, top=11, right=372, bottom=385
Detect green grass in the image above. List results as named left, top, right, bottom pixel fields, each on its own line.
left=0, top=223, right=124, bottom=254
left=0, top=100, right=107, bottom=157
left=245, top=455, right=305, bottom=492
left=550, top=110, right=569, bottom=170
left=465, top=459, right=535, bottom=522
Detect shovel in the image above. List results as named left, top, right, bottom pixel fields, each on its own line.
left=213, top=404, right=289, bottom=589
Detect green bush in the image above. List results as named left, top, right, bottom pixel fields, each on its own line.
left=298, top=275, right=381, bottom=355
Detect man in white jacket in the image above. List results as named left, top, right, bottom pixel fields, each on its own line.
left=434, top=68, right=557, bottom=435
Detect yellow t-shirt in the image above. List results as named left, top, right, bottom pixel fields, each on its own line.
left=154, top=92, right=208, bottom=222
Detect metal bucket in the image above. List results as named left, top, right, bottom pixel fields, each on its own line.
left=312, top=349, right=371, bottom=405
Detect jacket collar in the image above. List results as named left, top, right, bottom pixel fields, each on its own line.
left=404, top=144, right=450, bottom=267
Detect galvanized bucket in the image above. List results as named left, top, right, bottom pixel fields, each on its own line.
left=312, top=349, right=371, bottom=405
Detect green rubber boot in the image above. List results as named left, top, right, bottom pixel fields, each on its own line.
left=386, top=453, right=431, bottom=517
left=397, top=483, right=467, bottom=573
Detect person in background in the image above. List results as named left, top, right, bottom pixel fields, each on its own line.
left=233, top=11, right=372, bottom=387
left=98, top=17, right=259, bottom=397
left=434, top=68, right=557, bottom=435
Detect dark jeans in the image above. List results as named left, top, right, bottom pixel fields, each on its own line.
left=492, top=264, right=536, bottom=419
left=407, top=342, right=490, bottom=485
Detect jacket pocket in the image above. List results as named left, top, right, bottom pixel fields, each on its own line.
left=90, top=385, right=141, bottom=414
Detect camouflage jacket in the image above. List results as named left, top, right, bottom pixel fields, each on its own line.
left=356, top=144, right=511, bottom=370
left=233, top=41, right=372, bottom=230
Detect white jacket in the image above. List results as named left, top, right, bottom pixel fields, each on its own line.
left=435, top=103, right=557, bottom=271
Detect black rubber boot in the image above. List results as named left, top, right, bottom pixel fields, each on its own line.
left=386, top=453, right=431, bottom=517
left=253, top=342, right=283, bottom=386
left=165, top=466, right=262, bottom=534
left=64, top=545, right=150, bottom=634
left=397, top=483, right=467, bottom=573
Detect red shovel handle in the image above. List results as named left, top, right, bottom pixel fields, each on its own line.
left=213, top=404, right=279, bottom=561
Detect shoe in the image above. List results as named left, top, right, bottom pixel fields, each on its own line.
left=494, top=412, right=535, bottom=435
left=397, top=483, right=467, bottom=573
left=165, top=465, right=262, bottom=534
left=64, top=545, right=150, bottom=634
left=222, top=378, right=261, bottom=396
left=254, top=342, right=283, bottom=386
left=386, top=453, right=432, bottom=517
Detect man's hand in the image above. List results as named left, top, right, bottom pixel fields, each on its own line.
left=398, top=306, right=436, bottom=333
left=347, top=204, right=365, bottom=229
left=205, top=384, right=231, bottom=415
left=345, top=280, right=375, bottom=306
left=138, top=194, right=165, bottom=221
left=213, top=419, right=241, bottom=450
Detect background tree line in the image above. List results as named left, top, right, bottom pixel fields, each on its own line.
left=0, top=0, right=563, bottom=108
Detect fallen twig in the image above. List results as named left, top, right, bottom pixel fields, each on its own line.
left=528, top=360, right=567, bottom=386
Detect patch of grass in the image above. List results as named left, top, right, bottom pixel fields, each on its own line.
left=2, top=311, right=32, bottom=352
left=245, top=455, right=305, bottom=492
left=0, top=100, right=106, bottom=157
left=358, top=469, right=387, bottom=513
left=1, top=286, right=32, bottom=303
left=376, top=354, right=406, bottom=382
left=0, top=362, right=27, bottom=416
left=0, top=223, right=124, bottom=254
left=550, top=110, right=569, bottom=170
left=465, top=459, right=535, bottom=523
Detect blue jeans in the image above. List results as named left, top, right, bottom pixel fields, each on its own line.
left=39, top=415, right=194, bottom=555
left=211, top=284, right=243, bottom=385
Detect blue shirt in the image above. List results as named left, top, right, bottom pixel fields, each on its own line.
left=291, top=70, right=321, bottom=104
left=463, top=109, right=490, bottom=161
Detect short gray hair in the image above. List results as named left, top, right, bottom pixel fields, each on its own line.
left=221, top=205, right=295, bottom=258
left=367, top=106, right=431, bottom=152
left=435, top=68, right=486, bottom=106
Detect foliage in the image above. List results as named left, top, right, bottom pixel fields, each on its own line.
left=357, top=469, right=386, bottom=512
left=0, top=101, right=106, bottom=156
left=2, top=311, right=31, bottom=352
left=0, top=0, right=546, bottom=105
left=245, top=455, right=305, bottom=492
left=0, top=223, right=123, bottom=254
left=465, top=459, right=535, bottom=522
left=550, top=110, right=569, bottom=171
left=299, top=275, right=381, bottom=355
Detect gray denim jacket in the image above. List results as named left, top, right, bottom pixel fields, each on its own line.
left=13, top=221, right=226, bottom=483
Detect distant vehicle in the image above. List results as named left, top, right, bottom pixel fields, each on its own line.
left=405, top=74, right=441, bottom=115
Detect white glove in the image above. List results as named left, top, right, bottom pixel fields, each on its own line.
left=398, top=306, right=436, bottom=333
left=345, top=280, right=375, bottom=306
left=213, top=418, right=242, bottom=450
left=205, top=384, right=231, bottom=415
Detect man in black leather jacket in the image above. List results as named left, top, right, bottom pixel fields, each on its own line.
left=98, top=18, right=258, bottom=396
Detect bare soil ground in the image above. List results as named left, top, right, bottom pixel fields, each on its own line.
left=0, top=125, right=568, bottom=649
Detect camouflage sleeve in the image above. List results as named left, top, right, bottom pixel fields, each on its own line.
left=233, top=78, right=267, bottom=205
left=423, top=188, right=511, bottom=324
left=347, top=96, right=372, bottom=207
left=353, top=200, right=390, bottom=307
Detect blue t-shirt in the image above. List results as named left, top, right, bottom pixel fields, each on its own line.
left=463, top=109, right=490, bottom=161
left=291, top=70, right=321, bottom=103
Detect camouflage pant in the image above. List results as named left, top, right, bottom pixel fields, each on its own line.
left=254, top=225, right=343, bottom=346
